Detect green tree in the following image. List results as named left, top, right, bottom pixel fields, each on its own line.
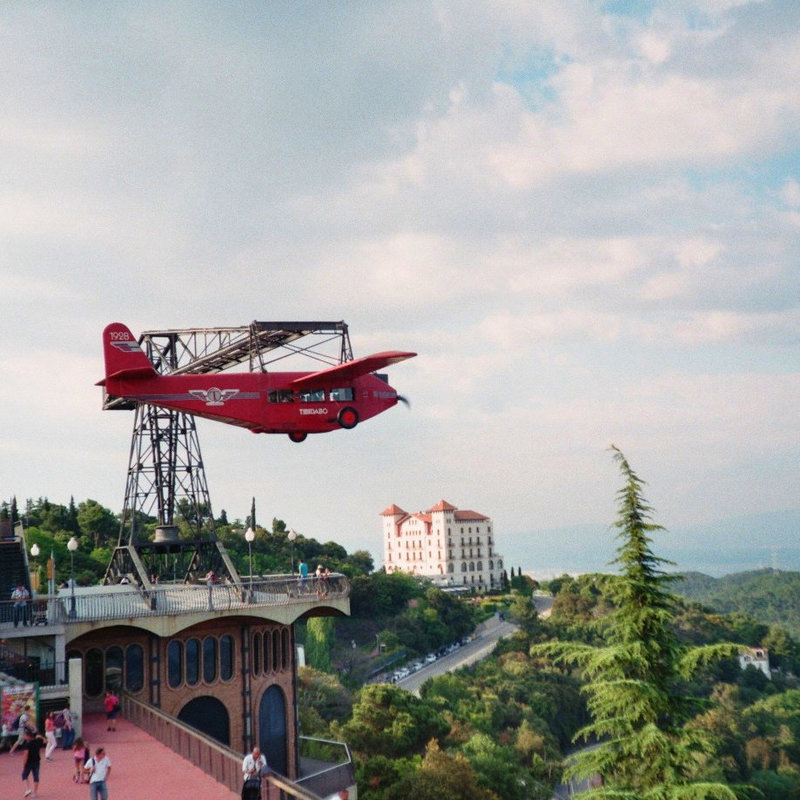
left=77, top=499, right=119, bottom=550
left=382, top=740, right=500, bottom=800
left=305, top=617, right=334, bottom=672
left=336, top=684, right=449, bottom=759
left=532, top=446, right=740, bottom=799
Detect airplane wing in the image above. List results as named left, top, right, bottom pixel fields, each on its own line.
left=290, top=351, right=416, bottom=390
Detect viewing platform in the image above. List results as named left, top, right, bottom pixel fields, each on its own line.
left=2, top=573, right=349, bottom=637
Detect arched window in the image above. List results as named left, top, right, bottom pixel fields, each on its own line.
left=469, top=562, right=475, bottom=572
left=203, top=637, right=217, bottom=683
left=220, top=635, right=234, bottom=681
left=179, top=696, right=230, bottom=747
left=125, top=645, right=144, bottom=693
left=105, top=645, right=123, bottom=691
left=252, top=632, right=261, bottom=676
left=186, top=638, right=200, bottom=686
left=263, top=631, right=272, bottom=673
left=167, top=641, right=183, bottom=688
left=272, top=628, right=280, bottom=671
left=477, top=561, right=483, bottom=572
left=460, top=562, right=467, bottom=573
left=85, top=648, right=104, bottom=697
left=281, top=628, right=290, bottom=670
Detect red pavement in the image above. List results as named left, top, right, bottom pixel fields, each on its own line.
left=0, top=712, right=239, bottom=800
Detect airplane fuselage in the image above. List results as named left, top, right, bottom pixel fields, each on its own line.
left=105, top=371, right=398, bottom=434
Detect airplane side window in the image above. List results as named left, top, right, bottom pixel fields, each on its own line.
left=299, top=389, right=325, bottom=403
left=329, top=387, right=354, bottom=402
left=268, top=390, right=294, bottom=403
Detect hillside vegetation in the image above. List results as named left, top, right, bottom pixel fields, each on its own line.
left=674, top=568, right=800, bottom=639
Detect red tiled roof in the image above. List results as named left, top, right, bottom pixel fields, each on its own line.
left=427, top=499, right=457, bottom=512
left=380, top=504, right=407, bottom=516
left=454, top=510, right=489, bottom=521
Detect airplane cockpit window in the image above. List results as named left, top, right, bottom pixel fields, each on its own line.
left=298, top=389, right=326, bottom=403
left=268, top=390, right=294, bottom=403
left=329, top=387, right=354, bottom=402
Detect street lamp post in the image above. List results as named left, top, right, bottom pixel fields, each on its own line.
left=245, top=527, right=255, bottom=599
left=67, top=536, right=78, bottom=618
left=287, top=529, right=297, bottom=574
left=30, top=543, right=40, bottom=588
left=28, top=543, right=40, bottom=624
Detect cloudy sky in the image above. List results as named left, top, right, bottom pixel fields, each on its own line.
left=1, top=1, right=798, bottom=567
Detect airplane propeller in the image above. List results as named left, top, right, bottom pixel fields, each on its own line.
left=397, top=395, right=411, bottom=408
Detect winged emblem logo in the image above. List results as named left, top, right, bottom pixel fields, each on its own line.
left=188, top=388, right=240, bottom=407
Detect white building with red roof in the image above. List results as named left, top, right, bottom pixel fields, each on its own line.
left=381, top=499, right=504, bottom=591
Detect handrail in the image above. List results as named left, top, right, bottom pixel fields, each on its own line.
left=122, top=694, right=324, bottom=799
left=0, top=574, right=349, bottom=626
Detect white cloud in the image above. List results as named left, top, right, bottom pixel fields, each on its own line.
left=0, top=1, right=798, bottom=566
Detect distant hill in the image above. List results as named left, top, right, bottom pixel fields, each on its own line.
left=509, top=509, right=800, bottom=579
left=672, top=568, right=800, bottom=639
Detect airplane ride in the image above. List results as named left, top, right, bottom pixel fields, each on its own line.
left=98, top=322, right=416, bottom=442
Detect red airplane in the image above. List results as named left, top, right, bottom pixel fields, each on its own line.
left=98, top=322, right=416, bottom=442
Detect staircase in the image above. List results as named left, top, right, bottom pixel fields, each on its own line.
left=0, top=540, right=30, bottom=624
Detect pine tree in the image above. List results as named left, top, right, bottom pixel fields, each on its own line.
left=532, top=446, right=741, bottom=799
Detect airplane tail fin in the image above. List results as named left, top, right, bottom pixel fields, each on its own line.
left=97, top=322, right=157, bottom=385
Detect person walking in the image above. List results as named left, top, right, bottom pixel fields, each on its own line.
left=59, top=703, right=75, bottom=750
left=85, top=745, right=112, bottom=799
left=297, top=559, right=308, bottom=590
left=241, top=745, right=268, bottom=800
left=72, top=737, right=90, bottom=783
left=10, top=727, right=46, bottom=798
left=15, top=704, right=33, bottom=746
left=103, top=690, right=120, bottom=731
left=44, top=711, right=57, bottom=760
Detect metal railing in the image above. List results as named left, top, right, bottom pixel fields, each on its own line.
left=296, top=736, right=355, bottom=798
left=0, top=574, right=349, bottom=626
left=0, top=657, right=67, bottom=687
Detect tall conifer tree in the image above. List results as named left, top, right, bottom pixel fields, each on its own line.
left=532, top=446, right=740, bottom=799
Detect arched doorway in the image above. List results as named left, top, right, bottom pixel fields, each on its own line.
left=178, top=696, right=230, bottom=746
left=258, top=685, right=287, bottom=775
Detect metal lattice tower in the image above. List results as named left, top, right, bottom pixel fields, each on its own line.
left=103, top=321, right=352, bottom=587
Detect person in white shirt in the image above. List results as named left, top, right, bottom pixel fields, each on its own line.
left=241, top=746, right=268, bottom=800
left=85, top=746, right=112, bottom=800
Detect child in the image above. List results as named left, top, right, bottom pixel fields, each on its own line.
left=73, top=736, right=90, bottom=783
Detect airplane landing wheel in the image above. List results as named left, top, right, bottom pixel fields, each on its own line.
left=337, top=407, right=359, bottom=429
left=288, top=432, right=307, bottom=443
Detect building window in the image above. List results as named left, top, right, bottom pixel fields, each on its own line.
left=85, top=648, right=104, bottom=697
left=264, top=632, right=272, bottom=673
left=253, top=632, right=262, bottom=675
left=220, top=635, right=234, bottom=681
left=203, top=636, right=217, bottom=683
left=282, top=629, right=290, bottom=670
left=186, top=638, right=200, bottom=686
left=105, top=645, right=123, bottom=691
left=167, top=641, right=183, bottom=688
left=125, top=645, right=144, bottom=693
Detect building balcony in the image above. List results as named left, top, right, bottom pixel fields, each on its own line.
left=0, top=573, right=350, bottom=641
